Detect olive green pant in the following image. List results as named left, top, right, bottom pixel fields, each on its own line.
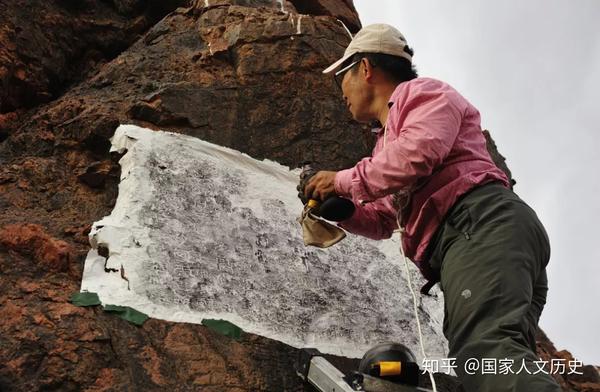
left=425, top=182, right=562, bottom=391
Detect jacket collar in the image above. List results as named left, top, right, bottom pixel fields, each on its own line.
left=371, top=81, right=407, bottom=134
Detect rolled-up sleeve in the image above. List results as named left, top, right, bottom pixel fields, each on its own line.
left=340, top=83, right=464, bottom=203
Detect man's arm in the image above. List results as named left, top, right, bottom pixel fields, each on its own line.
left=336, top=198, right=397, bottom=240
left=335, top=83, right=465, bottom=204
left=301, top=171, right=395, bottom=239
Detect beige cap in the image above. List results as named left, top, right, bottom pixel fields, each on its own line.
left=323, top=23, right=412, bottom=74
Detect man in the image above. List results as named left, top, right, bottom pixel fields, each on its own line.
left=302, top=24, right=562, bottom=391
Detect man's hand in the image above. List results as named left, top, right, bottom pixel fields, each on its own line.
left=304, top=171, right=337, bottom=202
left=297, top=165, right=317, bottom=205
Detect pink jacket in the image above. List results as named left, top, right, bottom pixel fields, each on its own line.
left=334, top=77, right=510, bottom=272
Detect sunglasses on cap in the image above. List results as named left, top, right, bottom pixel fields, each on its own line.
left=333, top=58, right=361, bottom=89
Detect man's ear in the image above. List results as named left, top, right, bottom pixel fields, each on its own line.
left=361, top=57, right=374, bottom=82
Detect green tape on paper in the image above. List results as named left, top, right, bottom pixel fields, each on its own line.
left=70, top=291, right=101, bottom=307
left=201, top=319, right=242, bottom=340
left=103, top=304, right=149, bottom=326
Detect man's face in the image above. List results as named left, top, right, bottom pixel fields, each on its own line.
left=339, top=60, right=373, bottom=123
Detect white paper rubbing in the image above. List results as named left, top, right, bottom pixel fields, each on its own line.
left=81, top=124, right=447, bottom=360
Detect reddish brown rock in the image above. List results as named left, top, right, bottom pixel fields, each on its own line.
left=536, top=329, right=600, bottom=391
left=0, top=0, right=188, bottom=113
left=289, top=0, right=361, bottom=33
left=0, top=0, right=376, bottom=257
left=0, top=244, right=321, bottom=391
left=1, top=4, right=371, bottom=168
left=0, top=112, right=17, bottom=140
left=0, top=223, right=74, bottom=272
left=77, top=160, right=118, bottom=189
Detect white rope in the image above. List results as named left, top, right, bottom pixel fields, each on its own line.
left=395, top=213, right=438, bottom=392
left=336, top=18, right=353, bottom=39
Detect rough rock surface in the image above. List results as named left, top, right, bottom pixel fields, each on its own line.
left=0, top=0, right=597, bottom=391
left=0, top=0, right=189, bottom=113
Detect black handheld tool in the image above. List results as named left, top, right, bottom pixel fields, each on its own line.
left=300, top=162, right=355, bottom=222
